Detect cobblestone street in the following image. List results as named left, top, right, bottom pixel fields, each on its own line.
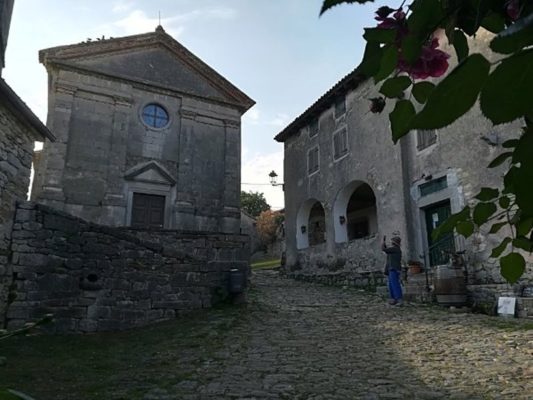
left=145, top=270, right=533, bottom=400
left=2, top=269, right=533, bottom=400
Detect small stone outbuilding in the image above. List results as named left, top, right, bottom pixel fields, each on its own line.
left=0, top=0, right=56, bottom=323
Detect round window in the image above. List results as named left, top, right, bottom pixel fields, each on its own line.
left=141, top=104, right=169, bottom=128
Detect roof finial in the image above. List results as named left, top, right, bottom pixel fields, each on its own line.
left=156, top=11, right=165, bottom=33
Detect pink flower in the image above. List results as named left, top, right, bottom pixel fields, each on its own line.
left=506, top=0, right=520, bottom=21
left=397, top=38, right=450, bottom=80
left=375, top=7, right=406, bottom=32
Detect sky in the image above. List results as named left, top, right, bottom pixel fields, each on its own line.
left=4, top=0, right=387, bottom=210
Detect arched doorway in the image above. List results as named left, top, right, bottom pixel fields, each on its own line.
left=296, top=199, right=326, bottom=249
left=333, top=181, right=377, bottom=243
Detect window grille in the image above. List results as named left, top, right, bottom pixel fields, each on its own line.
left=142, top=104, right=169, bottom=128
left=419, top=176, right=447, bottom=197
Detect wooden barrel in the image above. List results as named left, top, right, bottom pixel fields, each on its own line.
left=433, top=265, right=467, bottom=306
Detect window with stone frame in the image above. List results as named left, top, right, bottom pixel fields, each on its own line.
left=333, top=127, right=348, bottom=160
left=309, top=117, right=319, bottom=138
left=141, top=103, right=169, bottom=129
left=416, top=129, right=437, bottom=150
left=308, top=146, right=319, bottom=175
left=334, top=96, right=346, bottom=118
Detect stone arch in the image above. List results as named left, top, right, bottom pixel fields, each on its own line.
left=296, top=199, right=326, bottom=249
left=333, top=181, right=377, bottom=243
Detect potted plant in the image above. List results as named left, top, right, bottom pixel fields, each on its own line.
left=407, top=260, right=423, bottom=274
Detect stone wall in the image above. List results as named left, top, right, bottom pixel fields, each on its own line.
left=283, top=235, right=387, bottom=290
left=4, top=202, right=249, bottom=333
left=0, top=105, right=35, bottom=325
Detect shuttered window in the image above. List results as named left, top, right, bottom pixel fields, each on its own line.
left=417, top=129, right=437, bottom=150
left=333, top=128, right=348, bottom=159
left=308, top=146, right=319, bottom=175
left=131, top=193, right=165, bottom=228
left=334, top=96, right=346, bottom=118
left=309, top=118, right=319, bottom=138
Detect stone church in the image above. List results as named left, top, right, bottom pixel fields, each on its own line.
left=1, top=20, right=254, bottom=333
left=275, top=31, right=532, bottom=312
left=33, top=26, right=254, bottom=233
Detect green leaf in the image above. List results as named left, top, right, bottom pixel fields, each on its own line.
left=401, top=34, right=424, bottom=64
left=502, top=139, right=519, bottom=148
left=456, top=0, right=492, bottom=35
left=432, top=206, right=470, bottom=241
left=490, top=13, right=533, bottom=54
left=380, top=76, right=412, bottom=98
left=452, top=29, right=469, bottom=63
left=498, top=196, right=510, bottom=209
left=412, top=81, right=435, bottom=104
left=489, top=222, right=507, bottom=234
left=513, top=237, right=533, bottom=252
left=456, top=221, right=474, bottom=238
left=490, top=237, right=511, bottom=258
left=514, top=166, right=533, bottom=215
left=390, top=100, right=415, bottom=143
left=363, top=28, right=396, bottom=44
left=319, top=0, right=373, bottom=15
left=480, top=49, right=533, bottom=125
left=475, top=187, right=499, bottom=201
left=500, top=252, right=525, bottom=284
left=374, top=45, right=398, bottom=83
left=503, top=166, right=519, bottom=193
left=517, top=217, right=533, bottom=237
left=0, top=390, right=23, bottom=400
left=473, top=202, right=497, bottom=225
left=481, top=11, right=506, bottom=34
left=359, top=41, right=383, bottom=78
left=488, top=152, right=512, bottom=168
left=407, top=0, right=443, bottom=34
left=412, top=54, right=490, bottom=130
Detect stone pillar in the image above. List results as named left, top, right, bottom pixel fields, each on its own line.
left=101, top=95, right=132, bottom=224
left=174, top=109, right=197, bottom=230
left=34, top=82, right=76, bottom=207
left=220, top=119, right=241, bottom=233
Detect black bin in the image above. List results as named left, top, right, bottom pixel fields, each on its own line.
left=228, top=268, right=245, bottom=294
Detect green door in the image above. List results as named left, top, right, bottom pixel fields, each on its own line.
left=424, top=201, right=455, bottom=266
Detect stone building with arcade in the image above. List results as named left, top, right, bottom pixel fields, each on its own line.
left=275, top=31, right=533, bottom=312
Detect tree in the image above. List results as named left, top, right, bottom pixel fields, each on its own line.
left=256, top=209, right=284, bottom=248
left=241, top=191, right=270, bottom=217
left=321, top=0, right=533, bottom=283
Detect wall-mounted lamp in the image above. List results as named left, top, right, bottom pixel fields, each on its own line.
left=339, top=215, right=346, bottom=225
left=269, top=170, right=284, bottom=190
left=300, top=225, right=307, bottom=234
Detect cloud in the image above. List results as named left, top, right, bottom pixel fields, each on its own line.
left=242, top=108, right=260, bottom=125
left=99, top=7, right=237, bottom=38
left=269, top=113, right=289, bottom=127
left=112, top=0, right=134, bottom=13
left=241, top=149, right=285, bottom=210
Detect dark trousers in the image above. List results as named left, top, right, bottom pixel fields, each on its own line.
left=388, top=270, right=403, bottom=301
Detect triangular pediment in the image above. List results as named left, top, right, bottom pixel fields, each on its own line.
left=39, top=28, right=254, bottom=112
left=124, top=161, right=176, bottom=186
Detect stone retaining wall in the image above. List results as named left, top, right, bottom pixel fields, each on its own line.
left=4, top=202, right=249, bottom=333
left=282, top=236, right=387, bottom=291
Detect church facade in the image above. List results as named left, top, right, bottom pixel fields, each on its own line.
left=33, top=26, right=254, bottom=233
